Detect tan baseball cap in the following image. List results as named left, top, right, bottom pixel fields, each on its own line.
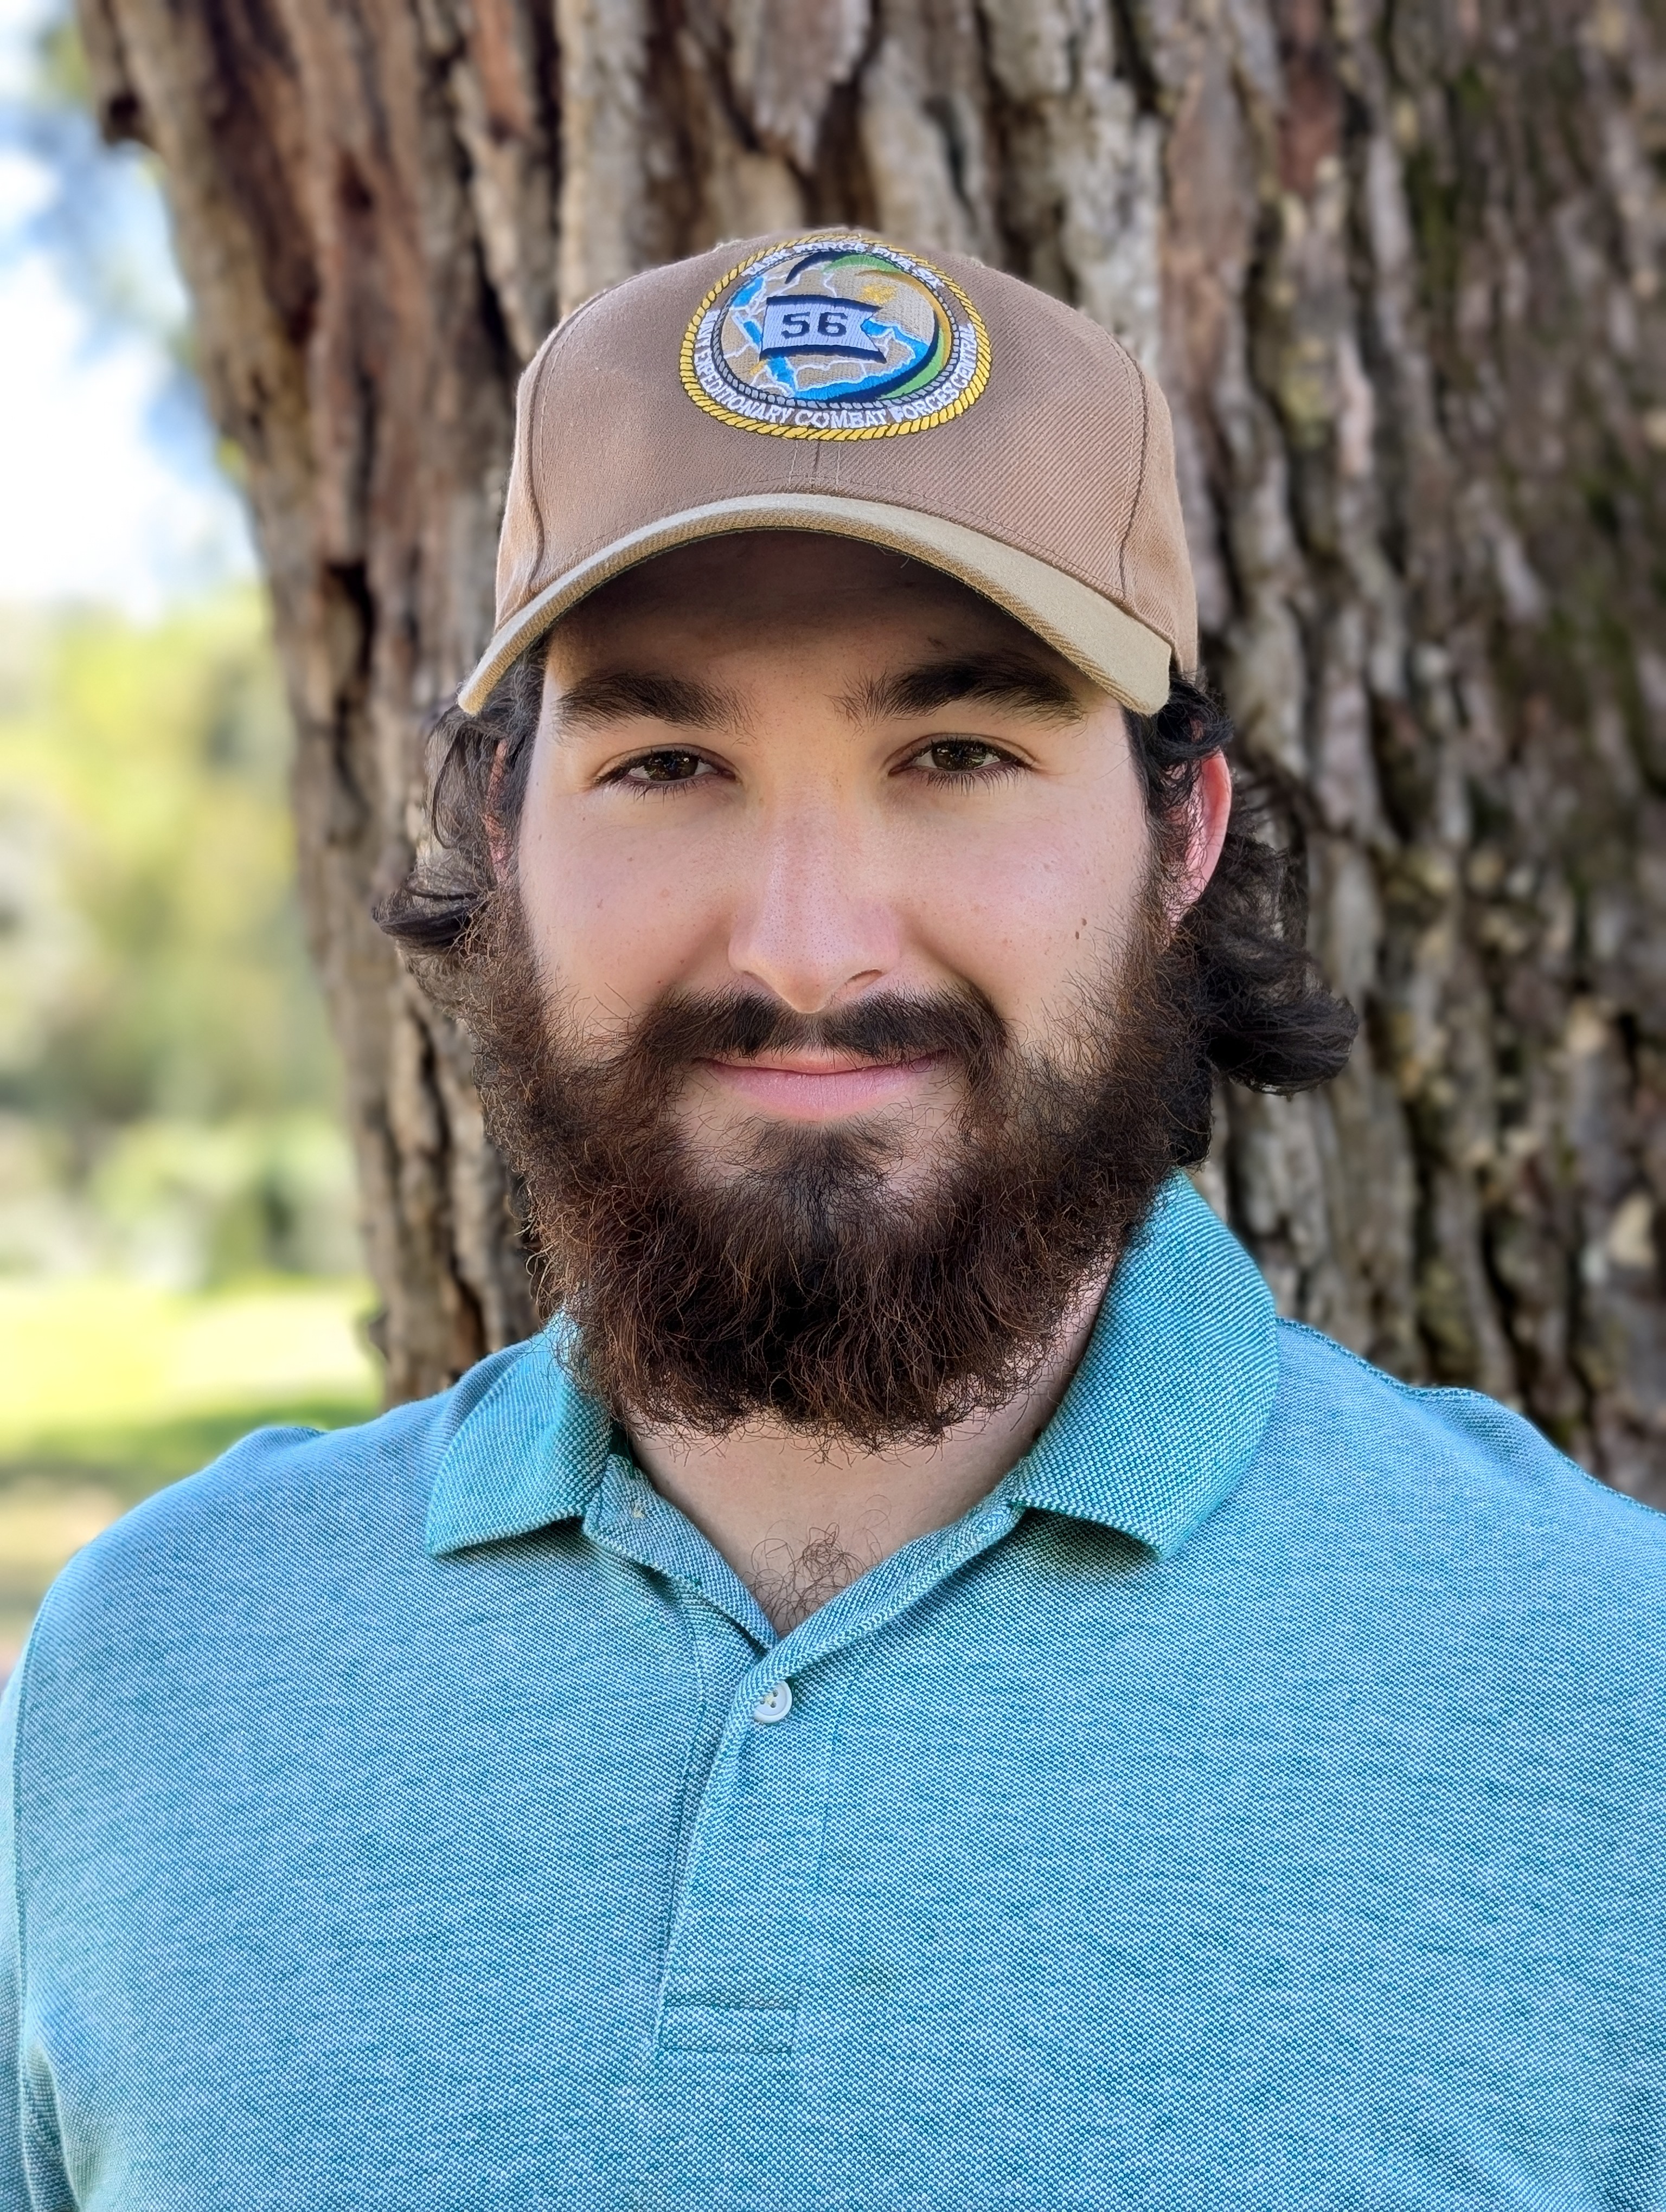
left=459, top=230, right=1197, bottom=717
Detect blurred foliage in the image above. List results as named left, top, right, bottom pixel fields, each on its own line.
left=0, top=594, right=360, bottom=1283
left=0, top=1274, right=377, bottom=1474
left=0, top=11, right=371, bottom=1647
left=0, top=591, right=330, bottom=1124
left=0, top=600, right=375, bottom=1650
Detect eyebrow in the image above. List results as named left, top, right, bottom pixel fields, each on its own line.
left=553, top=671, right=738, bottom=732
left=841, top=654, right=1086, bottom=726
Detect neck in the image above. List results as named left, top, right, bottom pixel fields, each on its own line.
left=627, top=1271, right=1110, bottom=1636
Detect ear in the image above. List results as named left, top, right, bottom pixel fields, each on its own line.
left=485, top=740, right=511, bottom=882
left=1165, top=748, right=1233, bottom=923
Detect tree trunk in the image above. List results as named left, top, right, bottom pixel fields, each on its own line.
left=75, top=0, right=1666, bottom=1498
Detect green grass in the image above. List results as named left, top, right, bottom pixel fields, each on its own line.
left=0, top=1275, right=380, bottom=1666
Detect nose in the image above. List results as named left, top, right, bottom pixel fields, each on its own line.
left=725, top=801, right=903, bottom=1013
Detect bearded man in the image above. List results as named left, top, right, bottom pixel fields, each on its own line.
left=4, top=234, right=1664, bottom=2211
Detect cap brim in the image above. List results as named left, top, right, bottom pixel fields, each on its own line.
left=457, top=493, right=1175, bottom=716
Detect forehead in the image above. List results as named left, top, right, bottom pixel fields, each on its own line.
left=546, top=532, right=1078, bottom=680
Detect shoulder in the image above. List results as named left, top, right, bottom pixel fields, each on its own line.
left=1266, top=1315, right=1666, bottom=1580
left=3, top=1338, right=568, bottom=1914
left=18, top=1337, right=547, bottom=1687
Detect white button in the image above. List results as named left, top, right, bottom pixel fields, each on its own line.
left=751, top=1681, right=793, bottom=1725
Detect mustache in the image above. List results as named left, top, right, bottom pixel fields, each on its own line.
left=621, top=985, right=1009, bottom=1084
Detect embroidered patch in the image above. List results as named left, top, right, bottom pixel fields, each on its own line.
left=681, top=234, right=989, bottom=440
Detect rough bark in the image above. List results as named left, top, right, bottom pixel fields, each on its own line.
left=75, top=0, right=1666, bottom=1497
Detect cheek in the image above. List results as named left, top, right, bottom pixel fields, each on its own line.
left=516, top=792, right=730, bottom=1031
left=902, top=785, right=1152, bottom=1026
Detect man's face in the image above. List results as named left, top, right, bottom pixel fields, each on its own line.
left=483, top=531, right=1226, bottom=1443
left=516, top=532, right=1163, bottom=1191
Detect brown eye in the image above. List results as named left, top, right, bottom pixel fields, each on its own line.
left=919, top=741, right=1007, bottom=774
left=625, top=750, right=708, bottom=784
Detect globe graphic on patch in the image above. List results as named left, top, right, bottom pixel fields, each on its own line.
left=682, top=236, right=988, bottom=439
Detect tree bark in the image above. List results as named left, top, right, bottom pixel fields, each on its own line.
left=75, top=0, right=1666, bottom=1499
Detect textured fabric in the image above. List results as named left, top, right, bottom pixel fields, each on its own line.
left=459, top=227, right=1197, bottom=715
left=4, top=1175, right=1665, bottom=2210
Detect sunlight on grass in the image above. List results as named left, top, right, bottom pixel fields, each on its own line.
left=0, top=1275, right=377, bottom=1440
left=0, top=1275, right=380, bottom=1667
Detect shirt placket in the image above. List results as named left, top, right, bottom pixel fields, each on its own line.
left=585, top=1458, right=1026, bottom=2062
left=651, top=1654, right=858, bottom=2054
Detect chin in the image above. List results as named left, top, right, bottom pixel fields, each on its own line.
left=684, top=1099, right=957, bottom=1184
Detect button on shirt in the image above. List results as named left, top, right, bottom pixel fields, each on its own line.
left=4, top=1178, right=1665, bottom=2209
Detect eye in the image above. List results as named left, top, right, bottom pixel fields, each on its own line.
left=904, top=739, right=1022, bottom=783
left=612, top=749, right=720, bottom=788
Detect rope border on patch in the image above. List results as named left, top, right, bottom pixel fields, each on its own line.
left=679, top=234, right=991, bottom=441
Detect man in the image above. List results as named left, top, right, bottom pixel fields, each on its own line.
left=4, top=232, right=1663, bottom=2210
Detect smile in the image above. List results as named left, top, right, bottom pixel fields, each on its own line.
left=696, top=1051, right=946, bottom=1121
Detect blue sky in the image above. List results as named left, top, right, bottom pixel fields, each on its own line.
left=0, top=0, right=253, bottom=614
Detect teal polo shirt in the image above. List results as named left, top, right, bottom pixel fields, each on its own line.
left=4, top=1177, right=1665, bottom=2209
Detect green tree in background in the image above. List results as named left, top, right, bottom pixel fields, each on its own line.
left=0, top=597, right=378, bottom=1663
left=0, top=593, right=357, bottom=1284
left=0, top=24, right=377, bottom=1661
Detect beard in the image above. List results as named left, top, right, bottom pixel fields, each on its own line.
left=460, top=877, right=1210, bottom=1450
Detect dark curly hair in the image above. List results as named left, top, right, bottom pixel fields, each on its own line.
left=376, top=642, right=1357, bottom=1144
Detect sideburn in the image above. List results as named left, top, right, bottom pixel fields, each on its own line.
left=460, top=882, right=1210, bottom=1449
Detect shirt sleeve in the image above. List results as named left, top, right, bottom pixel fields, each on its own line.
left=0, top=1657, right=70, bottom=2211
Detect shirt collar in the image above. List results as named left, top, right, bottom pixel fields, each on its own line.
left=1001, top=1173, right=1278, bottom=1554
left=425, top=1173, right=1278, bottom=1561
left=424, top=1329, right=612, bottom=1556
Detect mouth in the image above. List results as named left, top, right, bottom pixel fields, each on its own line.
left=694, top=1049, right=949, bottom=1122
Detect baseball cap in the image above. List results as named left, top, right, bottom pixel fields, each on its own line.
left=459, top=231, right=1197, bottom=717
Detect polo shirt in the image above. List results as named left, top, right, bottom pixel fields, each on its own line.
left=4, top=1176, right=1664, bottom=2210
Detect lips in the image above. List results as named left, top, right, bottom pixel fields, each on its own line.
left=695, top=1051, right=946, bottom=1121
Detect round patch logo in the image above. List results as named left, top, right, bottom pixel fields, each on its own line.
left=681, top=234, right=989, bottom=440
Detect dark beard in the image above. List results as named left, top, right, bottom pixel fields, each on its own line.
left=462, top=880, right=1210, bottom=1449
